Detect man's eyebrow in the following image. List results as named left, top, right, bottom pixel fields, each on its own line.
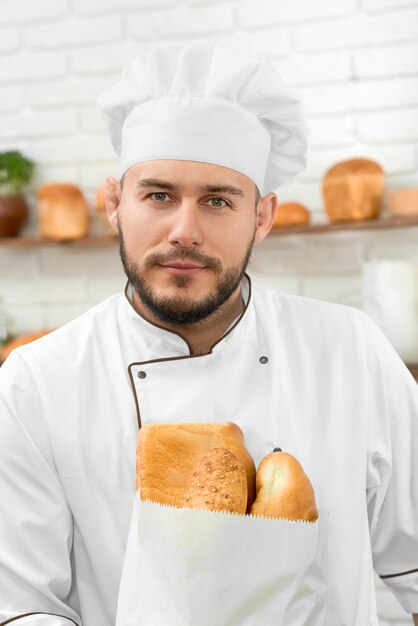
left=135, top=178, right=245, bottom=198
left=201, top=184, right=244, bottom=198
left=136, top=178, right=177, bottom=192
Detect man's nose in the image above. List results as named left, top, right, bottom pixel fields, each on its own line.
left=167, top=201, right=204, bottom=247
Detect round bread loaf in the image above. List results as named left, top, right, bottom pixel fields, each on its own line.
left=250, top=450, right=318, bottom=522
left=183, top=447, right=247, bottom=514
left=273, top=202, right=310, bottom=227
left=37, top=182, right=89, bottom=241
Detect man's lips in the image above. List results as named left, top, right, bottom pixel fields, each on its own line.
left=158, top=262, right=207, bottom=275
left=160, top=262, right=206, bottom=269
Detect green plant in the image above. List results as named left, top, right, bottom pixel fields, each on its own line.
left=0, top=150, right=35, bottom=196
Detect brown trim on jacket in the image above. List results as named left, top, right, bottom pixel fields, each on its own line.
left=125, top=273, right=252, bottom=430
left=379, top=567, right=418, bottom=579
left=0, top=613, right=80, bottom=625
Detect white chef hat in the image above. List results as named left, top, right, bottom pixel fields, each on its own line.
left=96, top=40, right=309, bottom=195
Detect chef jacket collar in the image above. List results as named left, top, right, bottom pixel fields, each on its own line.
left=122, top=272, right=252, bottom=357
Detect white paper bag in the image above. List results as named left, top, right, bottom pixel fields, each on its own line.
left=116, top=497, right=329, bottom=626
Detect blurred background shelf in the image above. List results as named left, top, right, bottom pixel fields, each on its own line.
left=1, top=215, right=418, bottom=247
left=0, top=234, right=118, bottom=247
left=269, top=214, right=418, bottom=236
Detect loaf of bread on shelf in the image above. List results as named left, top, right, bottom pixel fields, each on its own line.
left=322, top=158, right=384, bottom=222
left=386, top=188, right=418, bottom=217
left=250, top=449, right=318, bottom=522
left=37, top=183, right=89, bottom=241
left=273, top=202, right=310, bottom=227
left=136, top=422, right=256, bottom=512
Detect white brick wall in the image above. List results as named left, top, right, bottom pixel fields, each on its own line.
left=0, top=27, right=19, bottom=53
left=23, top=14, right=124, bottom=48
left=73, top=0, right=177, bottom=11
left=237, top=0, right=357, bottom=27
left=294, top=9, right=418, bottom=51
left=26, top=75, right=118, bottom=107
left=356, top=109, right=418, bottom=143
left=0, top=2, right=417, bottom=622
left=126, top=4, right=236, bottom=37
left=0, top=85, right=23, bottom=112
left=0, top=0, right=69, bottom=24
left=0, top=50, right=67, bottom=81
left=354, top=41, right=418, bottom=78
left=0, top=108, right=78, bottom=140
left=275, top=49, right=353, bottom=85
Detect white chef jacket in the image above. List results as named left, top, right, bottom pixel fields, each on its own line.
left=0, top=272, right=417, bottom=626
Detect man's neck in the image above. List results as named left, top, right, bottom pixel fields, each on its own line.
left=131, top=281, right=246, bottom=355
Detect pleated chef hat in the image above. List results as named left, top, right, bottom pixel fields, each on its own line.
left=96, top=40, right=309, bottom=195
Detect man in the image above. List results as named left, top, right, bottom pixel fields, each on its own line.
left=0, top=41, right=417, bottom=625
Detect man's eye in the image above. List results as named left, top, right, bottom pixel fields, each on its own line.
left=149, top=192, right=170, bottom=201
left=209, top=197, right=229, bottom=208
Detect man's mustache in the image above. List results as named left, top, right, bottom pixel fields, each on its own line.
left=145, top=251, right=222, bottom=272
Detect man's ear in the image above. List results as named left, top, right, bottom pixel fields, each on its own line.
left=254, top=192, right=278, bottom=244
left=105, top=176, right=122, bottom=234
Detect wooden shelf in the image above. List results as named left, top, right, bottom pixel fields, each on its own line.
left=0, top=234, right=118, bottom=248
left=1, top=215, right=418, bottom=247
left=269, top=214, right=418, bottom=236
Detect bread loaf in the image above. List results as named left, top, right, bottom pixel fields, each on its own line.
left=37, top=183, right=89, bottom=241
left=136, top=422, right=256, bottom=511
left=322, top=158, right=384, bottom=222
left=183, top=447, right=247, bottom=514
left=386, top=188, right=418, bottom=217
left=137, top=424, right=318, bottom=521
left=273, top=202, right=310, bottom=227
left=250, top=450, right=318, bottom=522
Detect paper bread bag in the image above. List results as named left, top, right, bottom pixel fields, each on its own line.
left=116, top=497, right=328, bottom=626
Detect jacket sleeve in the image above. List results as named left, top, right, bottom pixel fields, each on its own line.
left=0, top=351, right=82, bottom=626
left=358, top=311, right=418, bottom=613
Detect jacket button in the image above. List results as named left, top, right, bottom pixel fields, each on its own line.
left=259, top=356, right=268, bottom=364
left=137, top=370, right=147, bottom=379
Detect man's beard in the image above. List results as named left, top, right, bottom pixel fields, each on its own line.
left=118, top=223, right=255, bottom=326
